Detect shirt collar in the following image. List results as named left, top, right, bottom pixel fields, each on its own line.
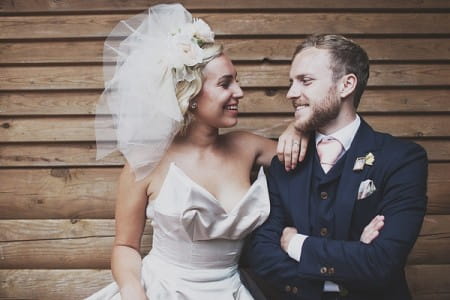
left=315, top=114, right=361, bottom=152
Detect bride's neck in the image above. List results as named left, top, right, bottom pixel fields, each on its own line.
left=176, top=121, right=219, bottom=148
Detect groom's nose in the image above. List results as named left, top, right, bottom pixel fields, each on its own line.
left=287, top=81, right=301, bottom=100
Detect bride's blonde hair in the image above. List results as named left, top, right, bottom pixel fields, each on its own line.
left=175, top=43, right=223, bottom=134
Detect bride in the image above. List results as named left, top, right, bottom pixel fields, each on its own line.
left=87, top=3, right=307, bottom=299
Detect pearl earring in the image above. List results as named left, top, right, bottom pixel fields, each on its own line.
left=190, top=102, right=198, bottom=110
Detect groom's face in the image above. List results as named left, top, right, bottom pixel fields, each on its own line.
left=287, top=47, right=341, bottom=132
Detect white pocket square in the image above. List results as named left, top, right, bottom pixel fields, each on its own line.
left=357, top=179, right=376, bottom=200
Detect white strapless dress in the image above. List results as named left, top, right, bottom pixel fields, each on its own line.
left=86, top=162, right=270, bottom=300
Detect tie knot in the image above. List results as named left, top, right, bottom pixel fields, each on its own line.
left=317, top=138, right=344, bottom=173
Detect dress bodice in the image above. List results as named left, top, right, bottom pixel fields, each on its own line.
left=85, top=162, right=268, bottom=299
left=146, top=162, right=270, bottom=269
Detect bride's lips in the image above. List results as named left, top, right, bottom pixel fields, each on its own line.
left=224, top=104, right=238, bottom=114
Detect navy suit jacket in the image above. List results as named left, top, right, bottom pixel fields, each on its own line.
left=244, top=119, right=428, bottom=300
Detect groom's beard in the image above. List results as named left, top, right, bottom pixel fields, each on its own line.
left=294, top=86, right=341, bottom=133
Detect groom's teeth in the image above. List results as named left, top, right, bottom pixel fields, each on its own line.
left=296, top=104, right=308, bottom=111
left=226, top=105, right=238, bottom=110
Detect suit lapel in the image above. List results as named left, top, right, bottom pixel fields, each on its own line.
left=335, top=119, right=379, bottom=240
left=288, top=139, right=314, bottom=235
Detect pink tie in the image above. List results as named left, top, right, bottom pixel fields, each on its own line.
left=317, top=138, right=344, bottom=173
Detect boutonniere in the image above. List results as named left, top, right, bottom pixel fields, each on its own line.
left=353, top=152, right=375, bottom=171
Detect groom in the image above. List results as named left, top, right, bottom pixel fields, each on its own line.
left=244, top=34, right=428, bottom=299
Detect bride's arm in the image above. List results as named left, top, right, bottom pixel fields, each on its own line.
left=111, top=164, right=148, bottom=300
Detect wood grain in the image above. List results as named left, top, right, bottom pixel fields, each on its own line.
left=0, top=163, right=447, bottom=219
left=0, top=219, right=153, bottom=269
left=0, top=168, right=118, bottom=219
left=0, top=269, right=114, bottom=299
left=0, top=115, right=448, bottom=142
left=408, top=215, right=450, bottom=265
left=1, top=64, right=449, bottom=90
left=2, top=89, right=449, bottom=116
left=1, top=13, right=449, bottom=40
left=0, top=142, right=123, bottom=166
left=0, top=139, right=448, bottom=168
left=406, top=265, right=450, bottom=299
left=2, top=38, right=449, bottom=64
left=1, top=0, right=449, bottom=13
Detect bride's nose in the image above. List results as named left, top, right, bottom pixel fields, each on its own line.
left=233, top=84, right=244, bottom=99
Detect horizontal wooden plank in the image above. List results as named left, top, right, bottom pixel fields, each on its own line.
left=0, top=220, right=153, bottom=269
left=0, top=115, right=448, bottom=142
left=2, top=89, right=449, bottom=116
left=406, top=265, right=450, bottom=299
left=2, top=0, right=449, bottom=13
left=0, top=139, right=448, bottom=168
left=427, top=163, right=450, bottom=215
left=0, top=269, right=114, bottom=299
left=1, top=64, right=449, bottom=91
left=3, top=266, right=445, bottom=300
left=407, top=215, right=450, bottom=265
left=1, top=13, right=449, bottom=40
left=0, top=90, right=100, bottom=115
left=0, top=143, right=123, bottom=166
left=0, top=219, right=151, bottom=241
left=0, top=168, right=118, bottom=219
left=238, top=89, right=450, bottom=113
left=2, top=38, right=449, bottom=64
left=0, top=215, right=447, bottom=269
left=414, top=140, right=450, bottom=162
left=0, top=163, right=447, bottom=219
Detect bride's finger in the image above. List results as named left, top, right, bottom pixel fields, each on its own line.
left=298, top=137, right=307, bottom=162
left=290, top=140, right=300, bottom=169
left=277, top=138, right=286, bottom=163
left=283, top=141, right=293, bottom=171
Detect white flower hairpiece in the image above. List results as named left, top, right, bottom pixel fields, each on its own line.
left=168, top=17, right=215, bottom=82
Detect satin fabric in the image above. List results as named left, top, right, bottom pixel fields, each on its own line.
left=86, top=162, right=270, bottom=299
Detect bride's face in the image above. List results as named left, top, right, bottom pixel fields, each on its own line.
left=193, top=54, right=243, bottom=128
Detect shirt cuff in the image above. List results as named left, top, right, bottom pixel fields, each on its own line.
left=287, top=234, right=308, bottom=262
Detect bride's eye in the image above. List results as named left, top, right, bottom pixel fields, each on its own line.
left=219, top=81, right=231, bottom=89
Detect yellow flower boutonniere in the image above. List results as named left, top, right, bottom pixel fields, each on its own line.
left=365, top=152, right=375, bottom=166
left=353, top=152, right=375, bottom=171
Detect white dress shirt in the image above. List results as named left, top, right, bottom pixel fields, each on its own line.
left=287, top=115, right=361, bottom=292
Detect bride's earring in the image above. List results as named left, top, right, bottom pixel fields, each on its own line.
left=190, top=101, right=198, bottom=110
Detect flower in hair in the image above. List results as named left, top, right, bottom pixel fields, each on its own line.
left=192, top=18, right=214, bottom=45
left=167, top=17, right=215, bottom=81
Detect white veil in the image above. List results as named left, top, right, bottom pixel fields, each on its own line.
left=95, top=4, right=215, bottom=180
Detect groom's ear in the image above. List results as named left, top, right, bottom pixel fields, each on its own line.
left=339, top=73, right=357, bottom=99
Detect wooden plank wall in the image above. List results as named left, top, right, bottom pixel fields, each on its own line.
left=0, top=0, right=449, bottom=299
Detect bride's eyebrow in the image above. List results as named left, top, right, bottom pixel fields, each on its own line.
left=217, top=75, right=233, bottom=83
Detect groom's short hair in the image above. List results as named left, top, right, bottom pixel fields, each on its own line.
left=293, top=34, right=369, bottom=108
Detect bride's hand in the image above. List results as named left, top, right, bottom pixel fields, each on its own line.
left=277, top=122, right=309, bottom=171
left=360, top=215, right=385, bottom=244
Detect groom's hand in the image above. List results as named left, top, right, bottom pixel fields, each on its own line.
left=360, top=215, right=385, bottom=244
left=280, top=227, right=298, bottom=252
